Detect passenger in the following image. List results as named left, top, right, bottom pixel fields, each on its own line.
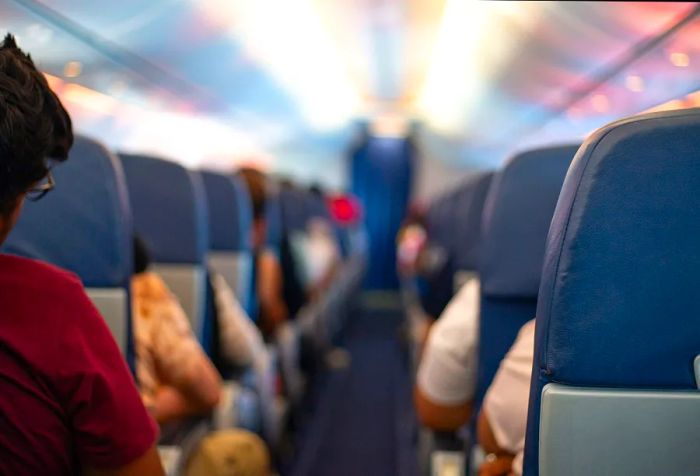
left=396, top=203, right=428, bottom=279
left=132, top=236, right=222, bottom=423
left=292, top=216, right=341, bottom=302
left=133, top=238, right=273, bottom=476
left=236, top=167, right=288, bottom=337
left=0, top=35, right=163, bottom=475
left=476, top=320, right=535, bottom=476
left=413, top=278, right=480, bottom=431
left=210, top=270, right=270, bottom=371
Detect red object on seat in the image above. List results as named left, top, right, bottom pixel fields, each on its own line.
left=328, top=194, right=362, bottom=225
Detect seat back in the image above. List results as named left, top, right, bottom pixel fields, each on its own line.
left=4, top=136, right=134, bottom=361
left=524, top=110, right=700, bottom=476
left=475, top=145, right=578, bottom=406
left=201, top=171, right=254, bottom=313
left=451, top=172, right=494, bottom=277
left=119, top=154, right=209, bottom=343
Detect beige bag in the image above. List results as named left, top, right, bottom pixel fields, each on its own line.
left=186, top=430, right=270, bottom=476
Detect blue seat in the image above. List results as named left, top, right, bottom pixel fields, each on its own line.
left=119, top=154, right=211, bottom=349
left=451, top=172, right=494, bottom=278
left=422, top=172, right=494, bottom=318
left=421, top=196, right=455, bottom=318
left=4, top=136, right=134, bottom=366
left=201, top=171, right=254, bottom=315
left=475, top=145, right=578, bottom=407
left=524, top=109, right=700, bottom=476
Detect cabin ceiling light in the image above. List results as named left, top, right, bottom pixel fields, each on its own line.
left=63, top=61, right=82, bottom=79
left=625, top=75, right=645, bottom=93
left=670, top=52, right=690, bottom=68
left=198, top=0, right=361, bottom=131
left=591, top=94, right=609, bottom=113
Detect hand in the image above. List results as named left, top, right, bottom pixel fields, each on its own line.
left=479, top=453, right=514, bottom=476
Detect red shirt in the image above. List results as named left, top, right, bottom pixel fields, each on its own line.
left=0, top=254, right=158, bottom=475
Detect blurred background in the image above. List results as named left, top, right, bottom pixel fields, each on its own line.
left=3, top=1, right=700, bottom=195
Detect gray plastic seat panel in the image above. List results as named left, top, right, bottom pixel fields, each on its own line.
left=152, top=264, right=206, bottom=336
left=86, top=288, right=127, bottom=355
left=540, top=383, right=700, bottom=476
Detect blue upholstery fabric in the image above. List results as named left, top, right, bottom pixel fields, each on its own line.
left=475, top=145, right=578, bottom=406
left=480, top=146, right=580, bottom=297
left=201, top=171, right=251, bottom=252
left=5, top=136, right=133, bottom=288
left=264, top=187, right=283, bottom=256
left=119, top=154, right=208, bottom=265
left=524, top=109, right=700, bottom=475
left=451, top=172, right=494, bottom=271
left=4, top=135, right=135, bottom=369
left=280, top=187, right=310, bottom=233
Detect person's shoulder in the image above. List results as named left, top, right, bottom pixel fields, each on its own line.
left=0, top=254, right=84, bottom=290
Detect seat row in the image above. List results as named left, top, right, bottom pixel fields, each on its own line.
left=2, top=135, right=367, bottom=474
left=407, top=108, right=700, bottom=476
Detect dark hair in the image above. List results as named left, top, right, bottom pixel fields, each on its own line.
left=0, top=34, right=73, bottom=215
left=236, top=167, right=267, bottom=221
left=133, top=235, right=151, bottom=274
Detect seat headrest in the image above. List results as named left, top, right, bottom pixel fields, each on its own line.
left=535, top=109, right=700, bottom=389
left=452, top=171, right=494, bottom=271
left=201, top=171, right=252, bottom=252
left=119, top=154, right=208, bottom=265
left=4, top=136, right=132, bottom=288
left=480, top=145, right=579, bottom=297
left=280, top=187, right=310, bottom=233
left=264, top=188, right=283, bottom=251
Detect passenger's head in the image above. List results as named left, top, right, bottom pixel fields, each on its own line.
left=133, top=235, right=151, bottom=275
left=236, top=167, right=267, bottom=249
left=0, top=34, right=73, bottom=243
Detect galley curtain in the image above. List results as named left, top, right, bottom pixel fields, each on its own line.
left=350, top=134, right=414, bottom=290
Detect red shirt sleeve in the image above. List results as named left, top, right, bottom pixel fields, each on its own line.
left=51, top=278, right=158, bottom=469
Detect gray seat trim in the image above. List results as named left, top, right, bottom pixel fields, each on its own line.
left=152, top=264, right=206, bottom=336
left=540, top=383, right=700, bottom=476
left=207, top=251, right=251, bottom=304
left=86, top=287, right=128, bottom=355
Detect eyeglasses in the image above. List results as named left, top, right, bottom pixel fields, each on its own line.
left=26, top=171, right=55, bottom=201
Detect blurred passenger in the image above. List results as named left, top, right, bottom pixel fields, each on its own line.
left=477, top=320, right=535, bottom=476
left=0, top=35, right=163, bottom=475
left=413, top=277, right=480, bottom=431
left=132, top=236, right=222, bottom=424
left=210, top=271, right=269, bottom=370
left=291, top=216, right=341, bottom=302
left=133, top=238, right=274, bottom=475
left=396, top=203, right=428, bottom=279
left=237, top=167, right=288, bottom=337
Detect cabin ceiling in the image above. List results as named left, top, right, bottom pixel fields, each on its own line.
left=1, top=1, right=699, bottom=177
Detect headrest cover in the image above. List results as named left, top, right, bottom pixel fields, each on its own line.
left=535, top=109, right=700, bottom=389
left=120, top=154, right=208, bottom=264
left=480, top=145, right=579, bottom=297
left=280, top=187, right=309, bottom=233
left=452, top=171, right=494, bottom=270
left=201, top=171, right=252, bottom=252
left=264, top=187, right=283, bottom=251
left=4, top=136, right=132, bottom=287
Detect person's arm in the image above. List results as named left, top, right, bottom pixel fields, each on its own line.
left=477, top=409, right=515, bottom=476
left=151, top=386, right=217, bottom=424
left=257, top=250, right=288, bottom=334
left=414, top=386, right=472, bottom=431
left=83, top=445, right=164, bottom=476
left=414, top=279, right=480, bottom=431
left=211, top=273, right=256, bottom=367
left=148, top=289, right=222, bottom=423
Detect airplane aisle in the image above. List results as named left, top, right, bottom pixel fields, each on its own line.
left=291, top=301, right=417, bottom=476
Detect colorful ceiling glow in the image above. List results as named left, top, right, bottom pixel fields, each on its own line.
left=1, top=1, right=700, bottom=184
